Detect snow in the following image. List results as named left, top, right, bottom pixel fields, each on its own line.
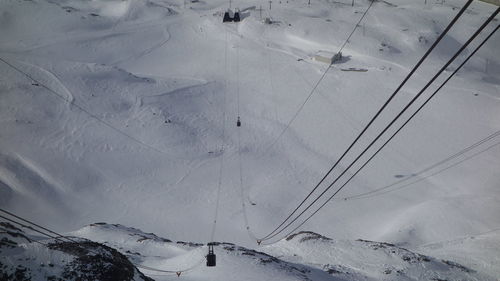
left=5, top=223, right=494, bottom=280
left=0, top=222, right=152, bottom=281
left=1, top=0, right=499, bottom=279
left=69, top=224, right=336, bottom=281
left=263, top=231, right=496, bottom=281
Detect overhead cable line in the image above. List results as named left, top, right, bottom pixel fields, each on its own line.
left=0, top=57, right=179, bottom=158
left=0, top=214, right=58, bottom=246
left=134, top=256, right=205, bottom=275
left=265, top=40, right=280, bottom=124
left=307, top=20, right=500, bottom=216
left=417, top=226, right=500, bottom=249
left=0, top=208, right=204, bottom=276
left=344, top=130, right=500, bottom=201
left=0, top=208, right=72, bottom=241
left=236, top=32, right=241, bottom=121
left=265, top=20, right=500, bottom=244
left=237, top=75, right=259, bottom=240
left=210, top=28, right=230, bottom=244
left=234, top=32, right=260, bottom=241
left=338, top=0, right=376, bottom=54
left=0, top=212, right=87, bottom=247
left=228, top=22, right=255, bottom=239
left=0, top=212, right=196, bottom=276
left=0, top=209, right=172, bottom=273
left=348, top=139, right=500, bottom=201
left=263, top=0, right=377, bottom=153
left=257, top=0, right=474, bottom=242
left=263, top=13, right=499, bottom=243
left=239, top=125, right=260, bottom=241
left=229, top=19, right=259, bottom=241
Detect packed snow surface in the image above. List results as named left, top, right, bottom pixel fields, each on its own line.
left=1, top=0, right=499, bottom=279
left=3, top=223, right=496, bottom=280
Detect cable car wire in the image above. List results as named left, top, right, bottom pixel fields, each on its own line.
left=0, top=57, right=181, bottom=158
left=0, top=56, right=211, bottom=273
left=265, top=39, right=280, bottom=125
left=262, top=16, right=499, bottom=243
left=263, top=63, right=332, bottom=152
left=230, top=19, right=255, bottom=240
left=343, top=130, right=500, bottom=201
left=1, top=14, right=235, bottom=275
left=0, top=214, right=58, bottom=246
left=417, top=226, right=500, bottom=249
left=263, top=0, right=377, bottom=154
left=0, top=208, right=205, bottom=276
left=350, top=140, right=500, bottom=201
left=0, top=208, right=73, bottom=241
left=230, top=22, right=261, bottom=241
left=0, top=212, right=89, bottom=247
left=264, top=21, right=500, bottom=243
left=234, top=34, right=260, bottom=242
left=257, top=0, right=474, bottom=242
left=238, top=96, right=259, bottom=241
left=210, top=28, right=231, bottom=244
left=236, top=32, right=241, bottom=120
left=338, top=0, right=376, bottom=54
left=311, top=21, right=500, bottom=214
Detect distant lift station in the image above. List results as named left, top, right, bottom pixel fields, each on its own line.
left=223, top=9, right=241, bottom=23
left=314, top=51, right=342, bottom=64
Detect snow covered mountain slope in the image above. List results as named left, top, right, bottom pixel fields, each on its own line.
left=4, top=223, right=493, bottom=281
left=0, top=222, right=153, bottom=281
left=71, top=223, right=338, bottom=281
left=75, top=224, right=499, bottom=280
left=0, top=0, right=499, bottom=279
left=263, top=231, right=496, bottom=281
left=415, top=227, right=500, bottom=280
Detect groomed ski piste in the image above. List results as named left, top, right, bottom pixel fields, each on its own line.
left=0, top=0, right=499, bottom=280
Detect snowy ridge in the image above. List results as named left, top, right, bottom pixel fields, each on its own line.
left=263, top=231, right=496, bottom=281
left=1, top=0, right=499, bottom=279
left=0, top=222, right=152, bottom=281
left=71, top=223, right=329, bottom=281
left=3, top=223, right=493, bottom=281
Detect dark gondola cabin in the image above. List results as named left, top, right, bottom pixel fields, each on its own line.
left=222, top=8, right=242, bottom=23
left=233, top=11, right=241, bottom=22
left=223, top=10, right=232, bottom=22
left=206, top=243, right=216, bottom=267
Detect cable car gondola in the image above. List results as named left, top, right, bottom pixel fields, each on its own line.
left=233, top=9, right=241, bottom=22
left=206, top=243, right=216, bottom=267
left=223, top=10, right=232, bottom=23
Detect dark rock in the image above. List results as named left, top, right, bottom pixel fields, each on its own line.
left=48, top=240, right=154, bottom=281
left=441, top=259, right=473, bottom=273
left=287, top=231, right=332, bottom=242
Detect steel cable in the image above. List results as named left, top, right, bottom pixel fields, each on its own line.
left=266, top=22, right=500, bottom=243
left=258, top=0, right=474, bottom=242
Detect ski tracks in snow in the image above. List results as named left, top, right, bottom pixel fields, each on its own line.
left=17, top=61, right=75, bottom=106
left=0, top=57, right=75, bottom=107
left=110, top=23, right=176, bottom=66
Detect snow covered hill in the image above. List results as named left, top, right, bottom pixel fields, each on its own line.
left=2, top=223, right=496, bottom=280
left=73, top=224, right=499, bottom=280
left=263, top=231, right=497, bottom=281
left=0, top=222, right=153, bottom=281
left=1, top=0, right=499, bottom=279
